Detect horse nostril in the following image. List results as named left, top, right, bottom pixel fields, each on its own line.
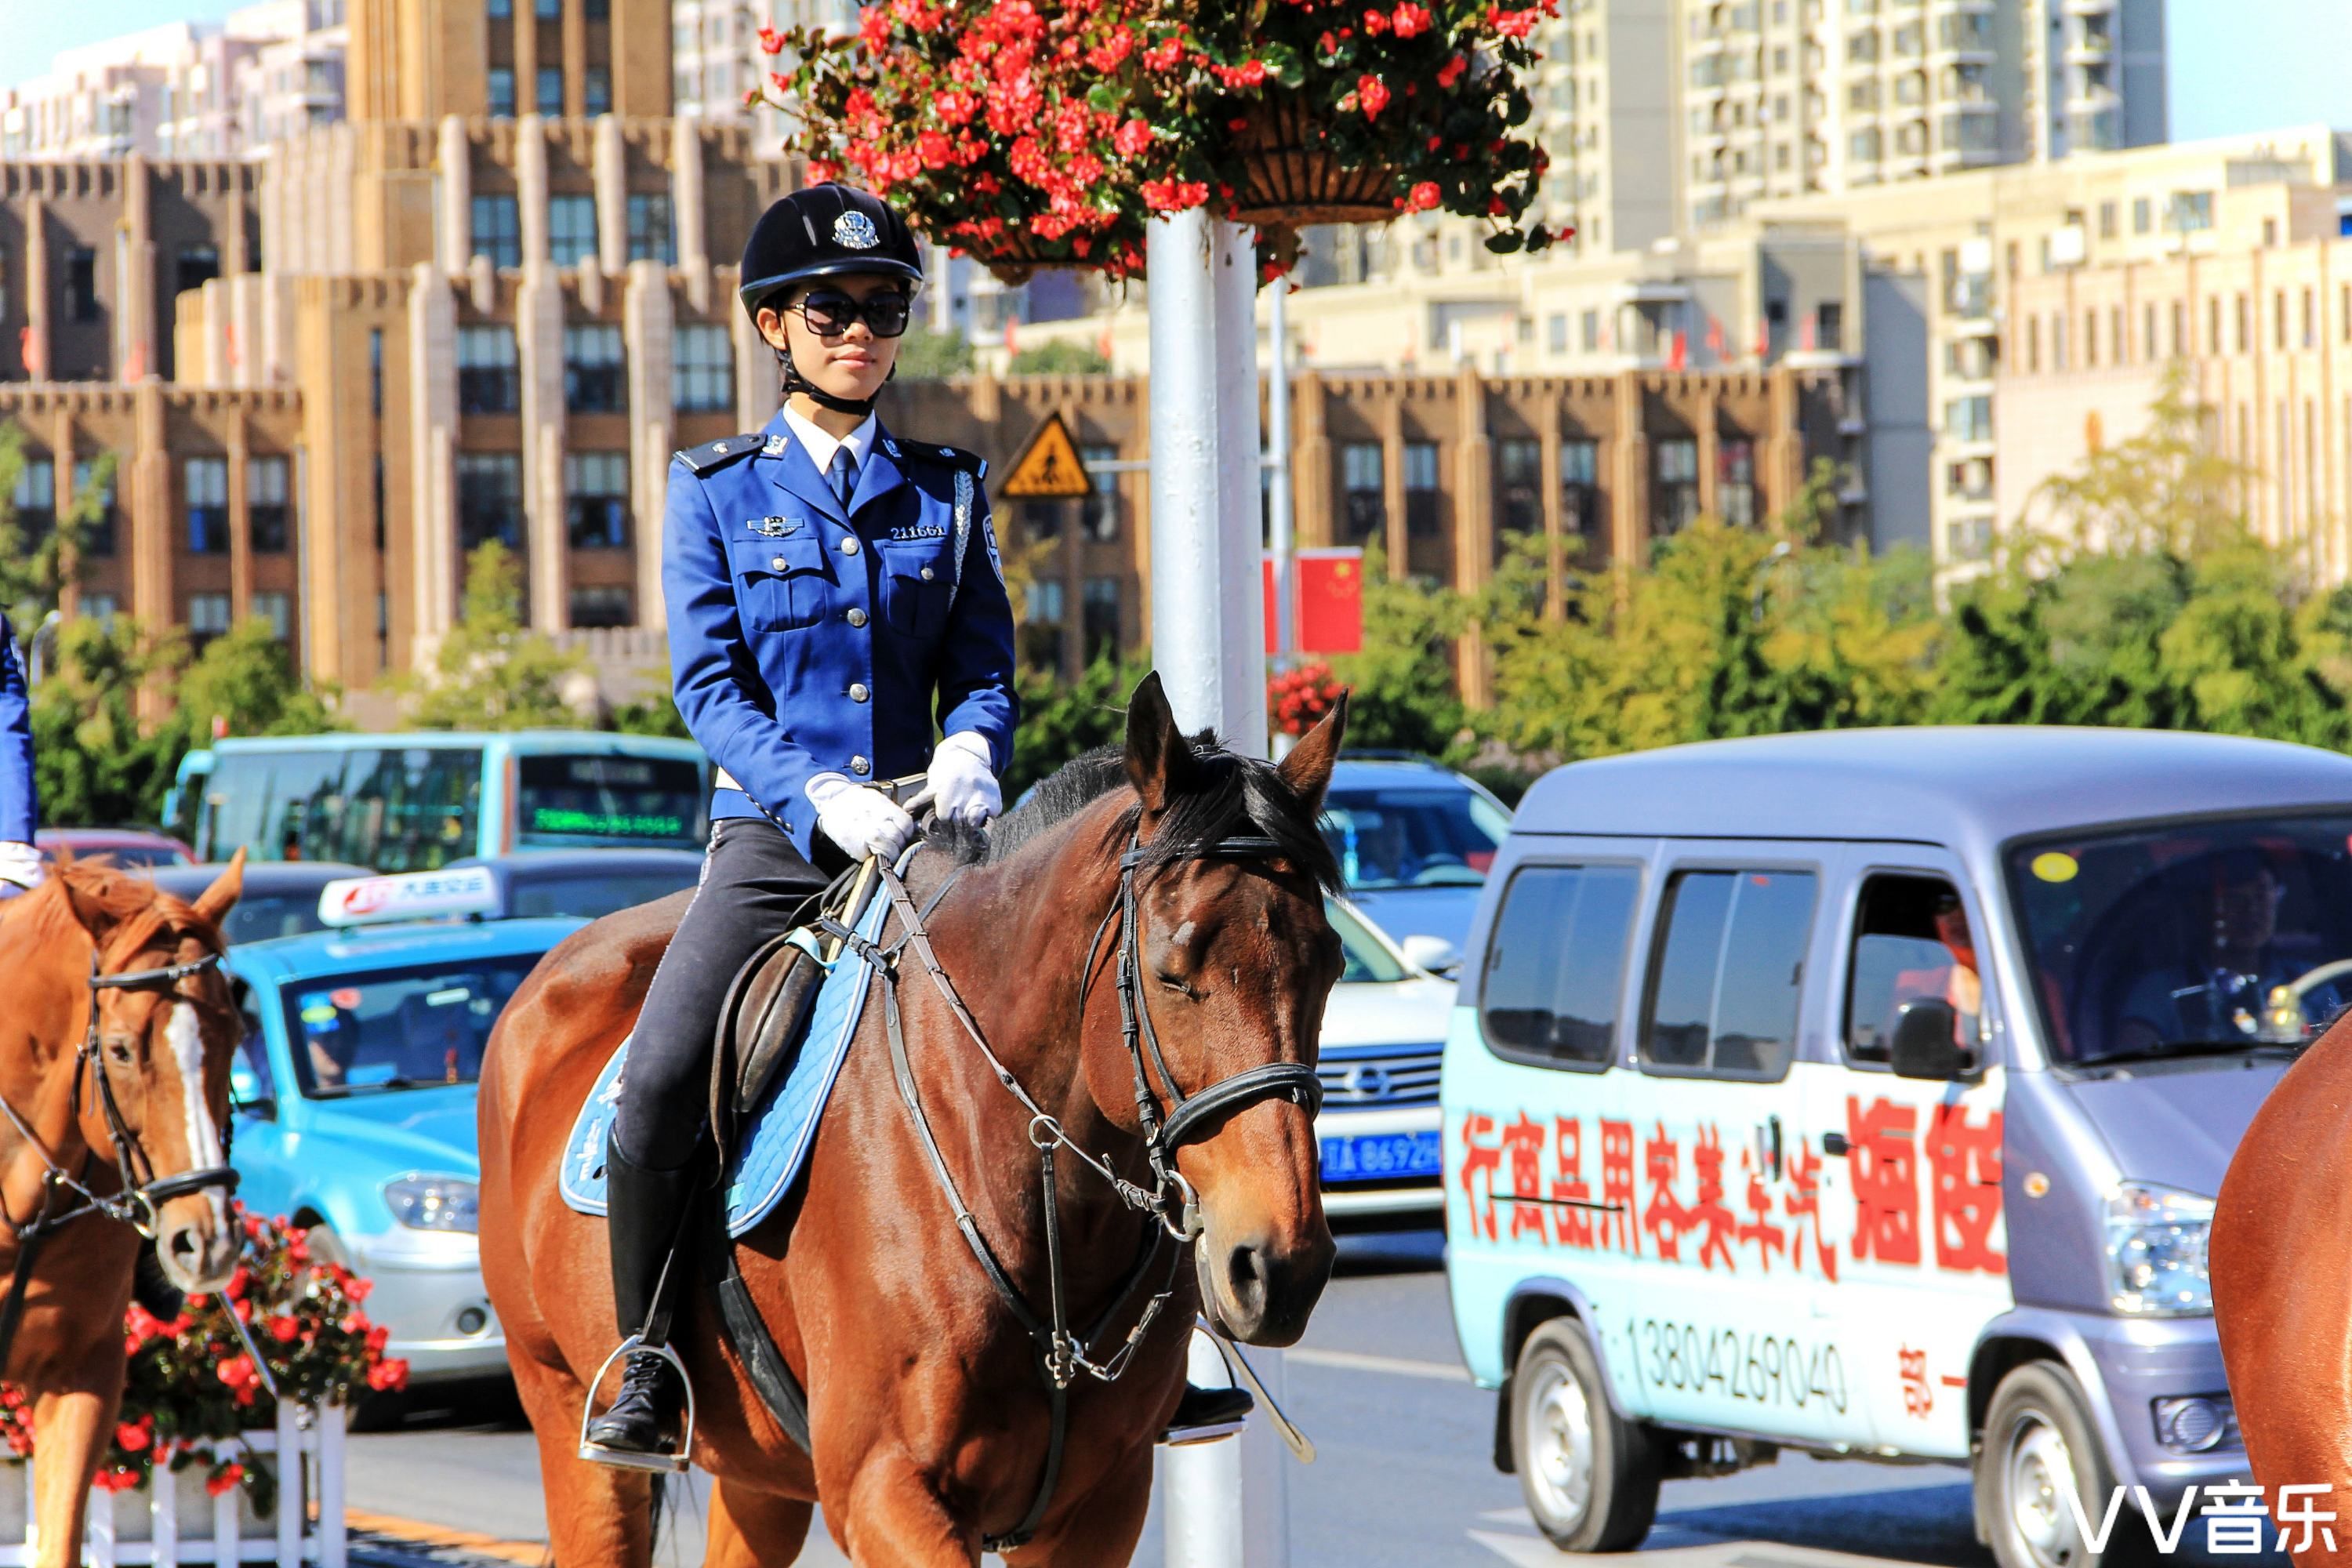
left=1224, top=1244, right=1269, bottom=1319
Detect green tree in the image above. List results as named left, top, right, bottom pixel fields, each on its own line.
left=30, top=618, right=184, bottom=827
left=605, top=687, right=693, bottom=739
left=1007, top=650, right=1155, bottom=797
left=392, top=542, right=593, bottom=730
left=0, top=424, right=116, bottom=647
left=895, top=322, right=977, bottom=379
left=1327, top=539, right=1479, bottom=760
left=1007, top=339, right=1112, bottom=375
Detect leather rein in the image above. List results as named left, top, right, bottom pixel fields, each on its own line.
left=849, top=828, right=1323, bottom=1552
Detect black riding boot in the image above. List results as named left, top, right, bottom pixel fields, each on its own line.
left=1167, top=1381, right=1255, bottom=1443
left=581, top=1138, right=696, bottom=1468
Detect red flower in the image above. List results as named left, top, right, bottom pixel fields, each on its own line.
left=1390, top=2, right=1433, bottom=36
left=1356, top=74, right=1391, bottom=118
left=1486, top=5, right=1538, bottom=38
left=1113, top=118, right=1153, bottom=158
left=1362, top=7, right=1389, bottom=33
left=206, top=1464, right=245, bottom=1498
left=1436, top=52, right=1468, bottom=87
left=1318, top=29, right=1340, bottom=53
left=1410, top=181, right=1443, bottom=210
left=114, top=1422, right=151, bottom=1454
left=756, top=23, right=785, bottom=53
left=96, top=1468, right=140, bottom=1494
left=224, top=1266, right=249, bottom=1301
left=268, top=1314, right=301, bottom=1343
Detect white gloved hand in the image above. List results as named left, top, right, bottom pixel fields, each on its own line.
left=0, top=841, right=43, bottom=893
left=913, top=732, right=1002, bottom=829
left=805, top=773, right=918, bottom=864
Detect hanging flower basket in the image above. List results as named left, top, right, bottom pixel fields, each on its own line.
left=754, top=0, right=1566, bottom=286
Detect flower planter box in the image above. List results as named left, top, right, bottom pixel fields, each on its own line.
left=0, top=1404, right=345, bottom=1568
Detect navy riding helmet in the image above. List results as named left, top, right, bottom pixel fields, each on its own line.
left=739, top=183, right=924, bottom=318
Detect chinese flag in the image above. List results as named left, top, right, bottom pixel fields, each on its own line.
left=1261, top=550, right=1364, bottom=655
left=1667, top=331, right=1688, bottom=371
left=17, top=326, right=38, bottom=380
left=1003, top=314, right=1019, bottom=354
left=1704, top=316, right=1725, bottom=359
left=1754, top=318, right=1771, bottom=361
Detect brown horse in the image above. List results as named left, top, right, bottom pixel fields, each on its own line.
left=0, top=851, right=247, bottom=1568
left=479, top=677, right=1346, bottom=1566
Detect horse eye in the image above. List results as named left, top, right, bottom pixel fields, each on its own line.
left=104, top=1036, right=138, bottom=1065
left=1156, top=971, right=1200, bottom=1000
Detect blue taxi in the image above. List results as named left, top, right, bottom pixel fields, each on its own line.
left=225, top=868, right=583, bottom=1387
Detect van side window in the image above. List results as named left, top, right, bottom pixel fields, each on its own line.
left=1479, top=864, right=1642, bottom=1069
left=1639, top=869, right=1817, bottom=1079
left=1846, top=874, right=1980, bottom=1063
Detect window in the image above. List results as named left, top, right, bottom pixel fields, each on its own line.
left=535, top=0, right=559, bottom=16
left=565, top=452, right=630, bottom=549
left=1340, top=442, right=1384, bottom=544
left=249, top=456, right=291, bottom=553
left=175, top=245, right=219, bottom=298
left=472, top=195, right=521, bottom=269
left=2208, top=296, right=2222, bottom=355
left=2132, top=196, right=2151, bottom=235
left=2083, top=310, right=2097, bottom=368
left=1480, top=864, right=1643, bottom=1068
left=584, top=67, right=611, bottom=117
left=2051, top=312, right=2069, bottom=371
left=12, top=458, right=53, bottom=542
left=456, top=452, right=523, bottom=549
left=564, top=324, right=626, bottom=412
left=536, top=67, right=564, bottom=116
left=2172, top=300, right=2186, bottom=358
left=1403, top=441, right=1439, bottom=538
left=2098, top=201, right=2117, bottom=240
left=488, top=68, right=516, bottom=118
left=73, top=458, right=114, bottom=557
left=1846, top=874, right=1977, bottom=1062
left=64, top=246, right=98, bottom=321
left=2304, top=288, right=2317, bottom=350
left=2143, top=303, right=2156, bottom=363
left=1021, top=579, right=1064, bottom=670
left=1581, top=309, right=1599, bottom=351
left=569, top=585, right=633, bottom=627
left=1082, top=575, right=1120, bottom=661
left=1718, top=438, right=1755, bottom=526
left=673, top=323, right=733, bottom=412
left=457, top=325, right=521, bottom=413
left=1080, top=444, right=1120, bottom=541
left=1497, top=438, right=1541, bottom=538
left=252, top=590, right=291, bottom=641
left=488, top=0, right=510, bottom=16
left=2276, top=289, right=2288, bottom=351
left=2236, top=293, right=2249, bottom=354
left=585, top=0, right=608, bottom=16
left=186, top=457, right=229, bottom=554
left=369, top=328, right=383, bottom=417
left=1560, top=439, right=1600, bottom=546
left=549, top=195, right=597, bottom=267
left=1639, top=868, right=1816, bottom=1078
left=188, top=593, right=233, bottom=646
left=1654, top=437, right=1699, bottom=532
left=82, top=593, right=118, bottom=628
left=1946, top=395, right=1992, bottom=442
left=626, top=194, right=674, bottom=265
left=1547, top=314, right=1567, bottom=354
left=1815, top=301, right=1842, bottom=352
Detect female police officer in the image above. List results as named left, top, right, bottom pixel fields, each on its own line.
left=584, top=183, right=1017, bottom=1465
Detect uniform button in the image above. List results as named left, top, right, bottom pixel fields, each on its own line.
left=771, top=554, right=787, bottom=571
left=846, top=607, right=867, bottom=627
left=920, top=566, right=935, bottom=582
left=840, top=536, right=861, bottom=556
left=848, top=683, right=870, bottom=703
left=850, top=756, right=870, bottom=775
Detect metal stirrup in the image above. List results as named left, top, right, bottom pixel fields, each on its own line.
left=576, top=1338, right=698, bottom=1475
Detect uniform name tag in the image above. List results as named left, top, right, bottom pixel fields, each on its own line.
left=749, top=517, right=802, bottom=537
left=890, top=523, right=948, bottom=542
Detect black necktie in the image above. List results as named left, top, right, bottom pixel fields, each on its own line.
left=829, top=448, right=858, bottom=510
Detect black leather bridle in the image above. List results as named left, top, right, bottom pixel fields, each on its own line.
left=857, top=826, right=1323, bottom=1552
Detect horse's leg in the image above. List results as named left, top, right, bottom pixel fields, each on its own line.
left=833, top=1456, right=975, bottom=1567
left=1002, top=1444, right=1154, bottom=1568
left=29, top=1345, right=128, bottom=1568
left=703, top=1479, right=813, bottom=1568
left=514, top=1356, right=659, bottom=1568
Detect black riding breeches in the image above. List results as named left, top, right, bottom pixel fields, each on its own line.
left=614, top=816, right=846, bottom=1171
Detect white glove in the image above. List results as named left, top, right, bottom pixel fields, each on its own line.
left=0, top=841, right=42, bottom=893
left=804, top=773, right=918, bottom=864
left=913, top=732, right=1002, bottom=829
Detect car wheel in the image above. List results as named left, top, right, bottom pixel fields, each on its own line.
left=1510, top=1317, right=1660, bottom=1552
left=1977, top=1361, right=2147, bottom=1568
left=300, top=1223, right=410, bottom=1432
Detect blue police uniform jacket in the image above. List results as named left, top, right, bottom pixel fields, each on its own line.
left=662, top=411, right=1018, bottom=858
left=0, top=612, right=33, bottom=844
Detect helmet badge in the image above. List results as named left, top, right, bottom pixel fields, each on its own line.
left=833, top=210, right=880, bottom=250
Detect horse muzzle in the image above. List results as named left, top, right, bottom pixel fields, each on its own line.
left=1195, top=1220, right=1334, bottom=1346
left=151, top=1170, right=241, bottom=1293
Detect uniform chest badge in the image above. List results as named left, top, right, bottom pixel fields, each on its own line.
left=763, top=434, right=789, bottom=457
left=890, top=523, right=948, bottom=542
left=833, top=211, right=880, bottom=250
left=750, top=516, right=802, bottom=536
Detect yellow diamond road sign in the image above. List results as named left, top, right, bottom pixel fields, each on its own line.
left=998, top=412, right=1093, bottom=499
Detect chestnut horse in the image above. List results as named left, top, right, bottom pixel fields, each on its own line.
left=479, top=677, right=1346, bottom=1566
left=2212, top=1014, right=2352, bottom=1566
left=0, top=852, right=247, bottom=1568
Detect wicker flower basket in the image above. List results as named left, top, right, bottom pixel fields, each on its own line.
left=1227, top=90, right=1399, bottom=229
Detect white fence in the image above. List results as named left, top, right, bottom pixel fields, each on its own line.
left=0, top=1403, right=345, bottom=1568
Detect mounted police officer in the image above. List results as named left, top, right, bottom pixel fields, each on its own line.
left=582, top=183, right=1018, bottom=1468
left=0, top=612, right=39, bottom=899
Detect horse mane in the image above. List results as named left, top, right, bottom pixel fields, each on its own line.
left=929, top=733, right=1341, bottom=892
left=14, top=857, right=224, bottom=963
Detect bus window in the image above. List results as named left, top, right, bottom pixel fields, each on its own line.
left=336, top=748, right=485, bottom=871
left=517, top=753, right=706, bottom=850
left=203, top=750, right=344, bottom=864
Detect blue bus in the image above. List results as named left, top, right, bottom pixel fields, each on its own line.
left=163, top=731, right=710, bottom=871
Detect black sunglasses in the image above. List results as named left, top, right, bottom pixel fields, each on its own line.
left=793, top=289, right=914, bottom=339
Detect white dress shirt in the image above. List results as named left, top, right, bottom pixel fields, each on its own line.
left=782, top=404, right=878, bottom=485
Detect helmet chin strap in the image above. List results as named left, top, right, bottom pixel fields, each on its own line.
left=778, top=347, right=882, bottom=417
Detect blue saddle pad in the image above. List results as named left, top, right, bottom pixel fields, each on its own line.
left=559, top=865, right=898, bottom=1236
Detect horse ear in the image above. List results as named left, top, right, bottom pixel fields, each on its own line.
left=1124, top=671, right=1200, bottom=815
left=58, top=866, right=119, bottom=948
left=1276, top=688, right=1348, bottom=815
left=190, top=847, right=246, bottom=931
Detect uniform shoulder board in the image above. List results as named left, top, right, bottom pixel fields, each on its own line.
left=907, top=443, right=989, bottom=482
left=675, top=434, right=764, bottom=476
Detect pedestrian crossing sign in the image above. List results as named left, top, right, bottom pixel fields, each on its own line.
left=998, top=412, right=1093, bottom=499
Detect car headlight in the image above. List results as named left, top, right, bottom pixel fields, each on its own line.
left=2106, top=1182, right=2212, bottom=1316
left=383, top=1177, right=480, bottom=1234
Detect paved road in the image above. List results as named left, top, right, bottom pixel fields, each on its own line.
left=347, top=1231, right=2278, bottom=1567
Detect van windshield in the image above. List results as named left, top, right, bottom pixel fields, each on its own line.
left=1320, top=786, right=1507, bottom=890
left=2007, top=813, right=2352, bottom=1067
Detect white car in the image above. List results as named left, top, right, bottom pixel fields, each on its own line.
left=1314, top=898, right=1453, bottom=1228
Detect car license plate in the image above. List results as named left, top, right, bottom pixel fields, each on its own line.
left=1319, top=1131, right=1443, bottom=1183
